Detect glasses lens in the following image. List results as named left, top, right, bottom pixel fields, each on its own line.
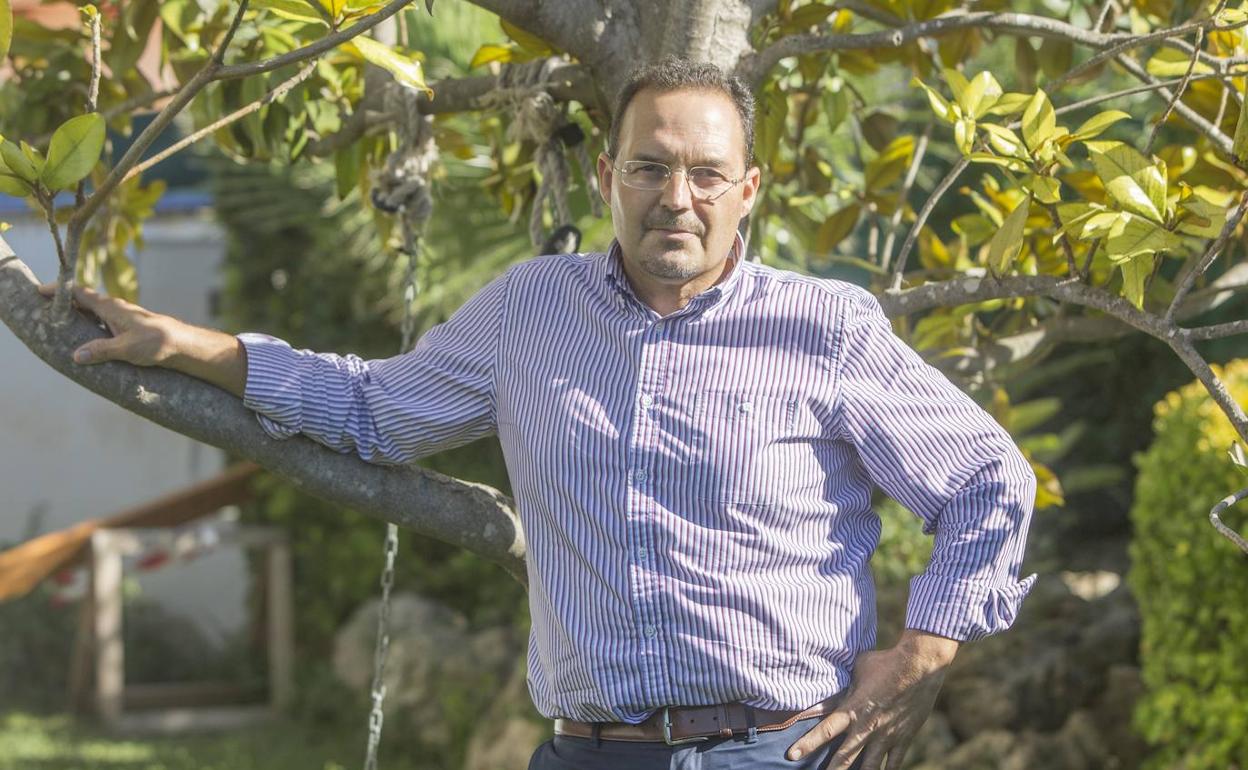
left=688, top=168, right=731, bottom=197
left=621, top=161, right=670, bottom=190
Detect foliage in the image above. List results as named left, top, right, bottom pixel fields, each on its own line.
left=1128, top=359, right=1248, bottom=769
left=0, top=582, right=76, bottom=712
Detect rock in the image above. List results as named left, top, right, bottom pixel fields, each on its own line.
left=332, top=592, right=527, bottom=753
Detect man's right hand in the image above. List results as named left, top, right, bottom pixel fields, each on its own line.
left=37, top=282, right=248, bottom=397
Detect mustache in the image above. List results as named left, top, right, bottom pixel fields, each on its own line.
left=644, top=215, right=704, bottom=234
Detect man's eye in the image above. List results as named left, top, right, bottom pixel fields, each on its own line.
left=689, top=168, right=728, bottom=183
left=632, top=163, right=666, bottom=175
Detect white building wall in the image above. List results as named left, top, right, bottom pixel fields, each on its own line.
left=0, top=210, right=249, bottom=663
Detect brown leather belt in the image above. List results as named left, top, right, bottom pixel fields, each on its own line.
left=553, top=694, right=843, bottom=745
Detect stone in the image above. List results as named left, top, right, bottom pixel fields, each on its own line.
left=332, top=592, right=527, bottom=752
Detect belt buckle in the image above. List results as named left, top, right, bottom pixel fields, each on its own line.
left=662, top=706, right=710, bottom=746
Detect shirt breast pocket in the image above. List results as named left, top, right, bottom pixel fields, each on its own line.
left=690, top=390, right=798, bottom=505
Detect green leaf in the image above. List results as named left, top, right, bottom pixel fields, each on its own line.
left=501, top=19, right=555, bottom=56
left=966, top=152, right=1028, bottom=171
left=988, top=195, right=1030, bottom=275
left=1038, top=38, right=1073, bottom=80
left=342, top=37, right=432, bottom=96
left=1105, top=213, right=1181, bottom=262
left=816, top=203, right=861, bottom=253
left=981, top=123, right=1027, bottom=159
left=101, top=247, right=138, bottom=303
left=1145, top=47, right=1214, bottom=77
left=1087, top=141, right=1167, bottom=224
left=469, top=43, right=513, bottom=69
left=1176, top=193, right=1227, bottom=238
left=958, top=71, right=1003, bottom=119
left=942, top=68, right=971, bottom=104
left=0, top=169, right=28, bottom=196
left=1021, top=91, right=1057, bottom=152
left=334, top=143, right=360, bottom=201
left=0, top=140, right=38, bottom=183
left=864, top=135, right=914, bottom=189
left=42, top=113, right=106, bottom=191
left=19, top=141, right=45, bottom=177
left=754, top=85, right=787, bottom=167
left=1070, top=110, right=1131, bottom=142
left=983, top=92, right=1032, bottom=117
left=251, top=0, right=329, bottom=25
left=911, top=77, right=953, bottom=122
left=0, top=0, right=12, bottom=62
left=1233, top=78, right=1248, bottom=166
left=954, top=116, right=975, bottom=155
left=1028, top=175, right=1061, bottom=204
left=1119, top=253, right=1152, bottom=309
left=1229, top=441, right=1248, bottom=469
left=822, top=77, right=850, bottom=135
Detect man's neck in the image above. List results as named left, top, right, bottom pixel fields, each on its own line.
left=622, top=253, right=739, bottom=317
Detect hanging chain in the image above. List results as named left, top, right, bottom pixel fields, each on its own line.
left=362, top=81, right=434, bottom=770
left=363, top=216, right=423, bottom=770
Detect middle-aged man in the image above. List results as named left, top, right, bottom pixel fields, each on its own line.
left=44, top=57, right=1036, bottom=769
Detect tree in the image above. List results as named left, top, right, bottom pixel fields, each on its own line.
left=2, top=0, right=1248, bottom=594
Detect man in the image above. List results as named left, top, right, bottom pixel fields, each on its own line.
left=43, top=58, right=1036, bottom=769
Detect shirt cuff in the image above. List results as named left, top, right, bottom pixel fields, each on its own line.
left=904, top=572, right=1038, bottom=642
left=236, top=332, right=304, bottom=440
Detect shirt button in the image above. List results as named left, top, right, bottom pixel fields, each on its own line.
left=640, top=394, right=654, bottom=408
left=637, top=546, right=648, bottom=560
left=738, top=401, right=753, bottom=414
left=644, top=625, right=657, bottom=638
left=632, top=469, right=647, bottom=483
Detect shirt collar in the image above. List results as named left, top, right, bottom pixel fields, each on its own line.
left=601, top=231, right=747, bottom=312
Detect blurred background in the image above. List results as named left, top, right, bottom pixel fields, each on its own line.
left=2, top=0, right=1247, bottom=768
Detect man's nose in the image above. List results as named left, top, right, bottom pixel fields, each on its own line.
left=660, top=169, right=693, bottom=210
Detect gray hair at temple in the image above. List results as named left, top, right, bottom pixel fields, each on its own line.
left=607, top=56, right=756, bottom=168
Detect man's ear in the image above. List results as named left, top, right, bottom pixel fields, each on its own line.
left=597, top=152, right=614, bottom=207
left=739, top=165, right=762, bottom=218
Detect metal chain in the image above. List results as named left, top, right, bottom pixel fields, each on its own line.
left=363, top=210, right=423, bottom=770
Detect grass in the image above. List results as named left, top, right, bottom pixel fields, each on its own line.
left=0, top=711, right=430, bottom=770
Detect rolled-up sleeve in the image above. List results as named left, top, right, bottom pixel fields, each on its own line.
left=832, top=288, right=1037, bottom=641
left=236, top=270, right=510, bottom=465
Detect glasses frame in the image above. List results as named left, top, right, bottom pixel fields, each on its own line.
left=610, top=158, right=746, bottom=202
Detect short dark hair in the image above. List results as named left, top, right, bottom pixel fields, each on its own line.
left=607, top=56, right=756, bottom=168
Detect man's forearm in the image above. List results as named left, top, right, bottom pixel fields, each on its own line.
left=162, top=319, right=248, bottom=398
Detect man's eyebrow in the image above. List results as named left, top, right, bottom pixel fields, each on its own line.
left=629, top=150, right=733, bottom=169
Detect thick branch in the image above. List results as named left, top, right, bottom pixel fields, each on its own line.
left=0, top=245, right=527, bottom=585
left=747, top=12, right=1125, bottom=84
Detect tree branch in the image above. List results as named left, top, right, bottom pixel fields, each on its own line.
left=1209, top=487, right=1248, bottom=554
left=213, top=0, right=415, bottom=81
left=890, top=155, right=969, bottom=290
left=744, top=11, right=1205, bottom=84
left=880, top=124, right=931, bottom=274
left=1114, top=53, right=1234, bottom=156
left=122, top=61, right=319, bottom=184
left=0, top=245, right=528, bottom=585
left=1166, top=189, right=1248, bottom=322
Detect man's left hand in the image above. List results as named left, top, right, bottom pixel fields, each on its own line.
left=786, top=629, right=959, bottom=769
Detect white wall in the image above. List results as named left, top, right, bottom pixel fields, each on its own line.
left=1, top=210, right=250, bottom=666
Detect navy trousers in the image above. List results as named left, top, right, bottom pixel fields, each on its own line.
left=528, top=716, right=868, bottom=770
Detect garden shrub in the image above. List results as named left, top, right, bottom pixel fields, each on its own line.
left=1129, top=359, right=1248, bottom=770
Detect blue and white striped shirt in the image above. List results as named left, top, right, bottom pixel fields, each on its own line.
left=237, top=236, right=1037, bottom=723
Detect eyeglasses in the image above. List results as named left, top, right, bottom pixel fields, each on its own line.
left=612, top=159, right=744, bottom=201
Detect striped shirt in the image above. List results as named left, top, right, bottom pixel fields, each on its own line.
left=237, top=235, right=1037, bottom=723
